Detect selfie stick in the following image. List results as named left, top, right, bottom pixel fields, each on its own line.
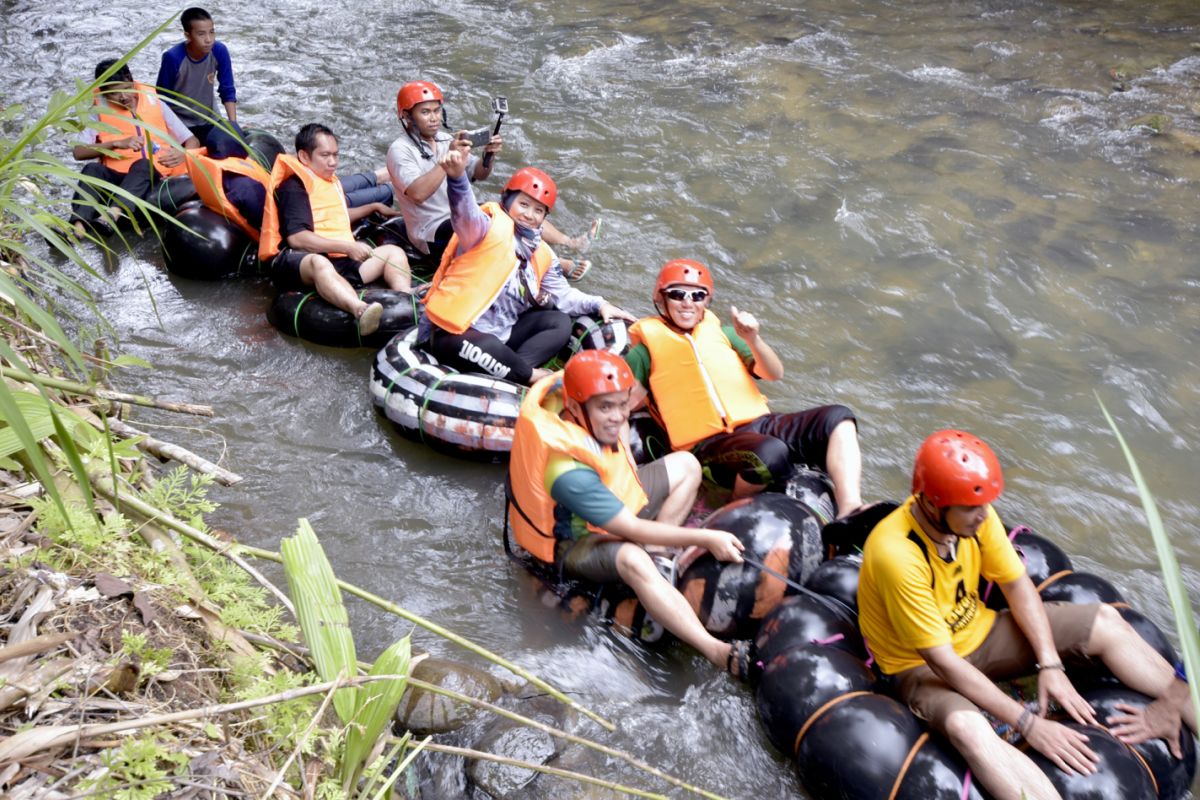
left=482, top=96, right=507, bottom=170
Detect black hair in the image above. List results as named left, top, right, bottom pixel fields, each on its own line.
left=295, top=123, right=337, bottom=156
left=181, top=7, right=213, bottom=34
left=94, top=58, right=133, bottom=85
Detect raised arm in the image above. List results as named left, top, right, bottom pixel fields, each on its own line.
left=730, top=305, right=784, bottom=380
left=439, top=148, right=490, bottom=252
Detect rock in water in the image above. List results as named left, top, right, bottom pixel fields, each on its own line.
left=394, top=658, right=502, bottom=735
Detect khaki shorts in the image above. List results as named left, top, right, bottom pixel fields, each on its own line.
left=893, top=602, right=1100, bottom=733
left=554, top=460, right=671, bottom=584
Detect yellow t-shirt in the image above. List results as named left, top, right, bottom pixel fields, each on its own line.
left=857, top=496, right=1025, bottom=675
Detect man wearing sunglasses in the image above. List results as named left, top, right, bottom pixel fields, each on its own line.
left=625, top=259, right=866, bottom=517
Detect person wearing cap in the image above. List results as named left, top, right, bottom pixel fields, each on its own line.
left=416, top=148, right=634, bottom=386
left=259, top=123, right=411, bottom=336
left=70, top=58, right=202, bottom=236
left=625, top=259, right=865, bottom=514
left=507, top=350, right=759, bottom=680
left=386, top=81, right=592, bottom=276
left=857, top=430, right=1195, bottom=800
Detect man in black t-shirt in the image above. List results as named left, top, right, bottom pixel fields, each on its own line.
left=263, top=124, right=410, bottom=334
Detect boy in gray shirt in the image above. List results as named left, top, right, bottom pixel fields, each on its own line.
left=156, top=7, right=237, bottom=146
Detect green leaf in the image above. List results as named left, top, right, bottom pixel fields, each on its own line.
left=1098, top=394, right=1200, bottom=725
left=111, top=354, right=152, bottom=370
left=342, top=636, right=412, bottom=790
left=280, top=519, right=359, bottom=724
left=0, top=361, right=70, bottom=525
left=0, top=391, right=59, bottom=458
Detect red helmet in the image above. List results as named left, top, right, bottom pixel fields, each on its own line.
left=655, top=259, right=714, bottom=296
left=563, top=350, right=635, bottom=404
left=912, top=429, right=1004, bottom=507
left=397, top=81, right=443, bottom=115
left=504, top=167, right=557, bottom=211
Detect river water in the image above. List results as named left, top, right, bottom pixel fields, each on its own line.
left=4, top=0, right=1200, bottom=796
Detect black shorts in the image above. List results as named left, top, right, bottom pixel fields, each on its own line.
left=693, top=405, right=857, bottom=489
left=553, top=460, right=672, bottom=584
left=269, top=248, right=365, bottom=292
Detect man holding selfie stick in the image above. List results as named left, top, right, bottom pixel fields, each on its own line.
left=386, top=81, right=501, bottom=264
left=386, top=81, right=594, bottom=277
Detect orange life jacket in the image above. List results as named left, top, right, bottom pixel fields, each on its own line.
left=629, top=312, right=771, bottom=450
left=92, top=82, right=191, bottom=177
left=508, top=375, right=648, bottom=564
left=423, top=202, right=555, bottom=335
left=187, top=151, right=270, bottom=239
left=258, top=154, right=355, bottom=261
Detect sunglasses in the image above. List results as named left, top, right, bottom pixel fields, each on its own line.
left=664, top=288, right=709, bottom=303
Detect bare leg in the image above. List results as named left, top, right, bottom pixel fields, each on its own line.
left=616, top=543, right=730, bottom=666
left=1087, top=604, right=1196, bottom=732
left=301, top=255, right=368, bottom=317
left=358, top=245, right=411, bottom=291
left=944, top=710, right=1062, bottom=800
left=826, top=419, right=864, bottom=516
left=655, top=451, right=701, bottom=526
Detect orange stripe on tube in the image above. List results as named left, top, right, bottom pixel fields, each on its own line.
left=887, top=732, right=929, bottom=800
left=1036, top=569, right=1074, bottom=593
left=791, top=690, right=874, bottom=756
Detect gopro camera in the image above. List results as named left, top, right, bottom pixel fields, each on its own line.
left=461, top=126, right=493, bottom=148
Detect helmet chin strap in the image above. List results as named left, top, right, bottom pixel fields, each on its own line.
left=565, top=398, right=600, bottom=443
left=917, top=494, right=956, bottom=538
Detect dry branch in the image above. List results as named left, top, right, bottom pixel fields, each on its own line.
left=0, top=631, right=78, bottom=664
left=0, top=366, right=213, bottom=416
left=0, top=673, right=405, bottom=765
left=101, top=415, right=242, bottom=485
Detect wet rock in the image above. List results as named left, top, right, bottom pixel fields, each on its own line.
left=1167, top=129, right=1200, bottom=154
left=1130, top=114, right=1172, bottom=135
left=523, top=742, right=622, bottom=800
left=394, top=658, right=502, bottom=736
left=467, top=721, right=557, bottom=798
left=464, top=690, right=584, bottom=799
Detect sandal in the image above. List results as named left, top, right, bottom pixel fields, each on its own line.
left=357, top=301, right=383, bottom=336
left=562, top=258, right=592, bottom=282
left=727, top=639, right=762, bottom=685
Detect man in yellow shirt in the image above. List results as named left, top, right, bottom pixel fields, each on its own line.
left=858, top=429, right=1194, bottom=800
